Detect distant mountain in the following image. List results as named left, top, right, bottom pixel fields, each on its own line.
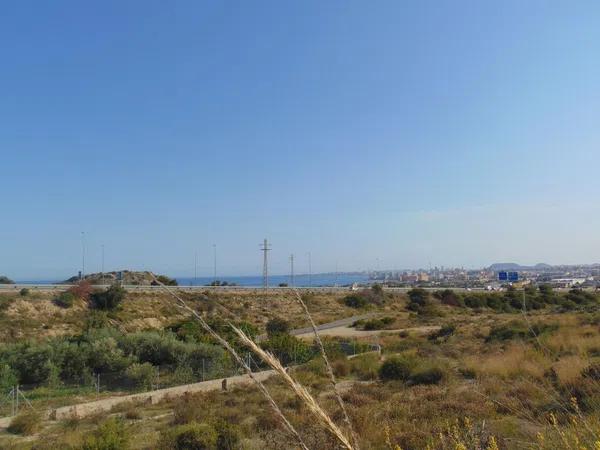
left=488, top=263, right=553, bottom=271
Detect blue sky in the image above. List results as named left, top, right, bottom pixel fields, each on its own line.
left=1, top=1, right=600, bottom=279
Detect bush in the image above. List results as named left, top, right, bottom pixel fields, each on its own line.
left=159, top=422, right=218, bottom=450
left=379, top=355, right=416, bottom=382
left=434, top=289, right=464, bottom=307
left=363, top=319, right=385, bottom=330
left=125, top=362, right=156, bottom=390
left=54, top=291, right=76, bottom=308
left=214, top=419, right=241, bottom=450
left=261, top=333, right=313, bottom=366
left=344, top=294, right=368, bottom=308
left=19, top=288, right=30, bottom=297
left=7, top=410, right=42, bottom=435
left=486, top=320, right=558, bottom=343
left=266, top=317, right=290, bottom=337
left=411, top=366, right=445, bottom=385
left=90, top=285, right=126, bottom=310
left=0, top=363, right=17, bottom=391
left=82, top=417, right=129, bottom=450
left=428, top=324, right=456, bottom=341
left=69, top=281, right=94, bottom=301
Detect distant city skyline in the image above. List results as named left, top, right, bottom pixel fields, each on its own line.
left=2, top=2, right=600, bottom=279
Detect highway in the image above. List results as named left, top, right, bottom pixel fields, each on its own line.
left=0, top=283, right=491, bottom=293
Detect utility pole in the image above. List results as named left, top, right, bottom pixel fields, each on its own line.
left=289, top=254, right=295, bottom=287
left=81, top=232, right=86, bottom=280
left=260, top=239, right=271, bottom=291
left=308, top=252, right=312, bottom=288
left=101, top=244, right=105, bottom=286
left=213, top=244, right=217, bottom=283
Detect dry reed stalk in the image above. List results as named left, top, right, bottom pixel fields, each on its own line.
left=231, top=324, right=355, bottom=450
left=149, top=273, right=310, bottom=450
left=293, top=289, right=360, bottom=449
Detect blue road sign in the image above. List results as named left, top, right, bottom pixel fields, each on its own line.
left=498, top=271, right=508, bottom=281
left=508, top=272, right=519, bottom=282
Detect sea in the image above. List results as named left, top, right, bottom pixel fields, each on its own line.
left=175, top=273, right=370, bottom=287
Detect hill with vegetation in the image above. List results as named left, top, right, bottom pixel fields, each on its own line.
left=0, top=276, right=14, bottom=284
left=64, top=271, right=177, bottom=286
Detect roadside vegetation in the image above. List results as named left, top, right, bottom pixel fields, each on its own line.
left=2, top=286, right=600, bottom=448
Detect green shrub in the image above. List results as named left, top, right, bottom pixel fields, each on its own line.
left=159, top=422, right=218, bottom=450
left=125, top=362, right=156, bottom=390
left=54, top=291, right=76, bottom=308
left=214, top=419, right=241, bottom=450
left=428, top=324, right=456, bottom=341
left=363, top=319, right=385, bottom=330
left=434, top=289, right=464, bottom=307
left=82, top=417, right=129, bottom=450
left=411, top=366, right=445, bottom=385
left=7, top=410, right=42, bottom=435
left=0, top=363, right=17, bottom=391
left=378, top=355, right=416, bottom=382
left=90, top=285, right=126, bottom=310
left=266, top=317, right=290, bottom=337
left=486, top=320, right=558, bottom=342
left=261, top=333, right=313, bottom=366
left=85, top=311, right=111, bottom=330
left=19, top=288, right=30, bottom=297
left=344, top=294, right=368, bottom=308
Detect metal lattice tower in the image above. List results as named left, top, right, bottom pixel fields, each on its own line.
left=260, top=239, right=271, bottom=290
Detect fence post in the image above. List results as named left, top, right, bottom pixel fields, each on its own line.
left=96, top=373, right=100, bottom=396
left=11, top=386, right=15, bottom=416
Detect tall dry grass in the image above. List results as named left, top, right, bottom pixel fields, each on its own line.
left=231, top=324, right=354, bottom=450
left=293, top=289, right=360, bottom=449
left=149, top=273, right=310, bottom=450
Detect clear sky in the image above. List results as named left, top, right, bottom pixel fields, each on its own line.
left=2, top=1, right=600, bottom=279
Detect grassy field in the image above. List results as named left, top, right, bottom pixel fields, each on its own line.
left=1, top=285, right=600, bottom=449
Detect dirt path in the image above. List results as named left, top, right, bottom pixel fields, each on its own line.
left=295, top=324, right=441, bottom=339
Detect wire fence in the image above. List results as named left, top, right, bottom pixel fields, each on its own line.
left=0, top=340, right=380, bottom=418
